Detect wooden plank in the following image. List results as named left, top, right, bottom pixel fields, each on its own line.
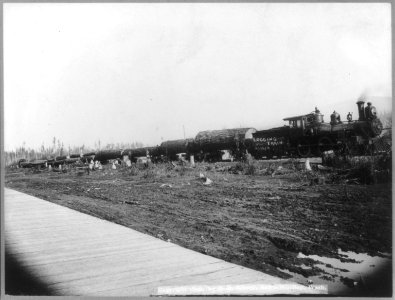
left=49, top=262, right=237, bottom=294
left=5, top=222, right=143, bottom=238
left=40, top=253, right=223, bottom=288
left=5, top=188, right=324, bottom=296
left=5, top=232, right=147, bottom=251
left=8, top=236, right=171, bottom=257
left=93, top=264, right=295, bottom=296
left=33, top=247, right=210, bottom=282
left=13, top=241, right=176, bottom=267
left=5, top=231, right=143, bottom=249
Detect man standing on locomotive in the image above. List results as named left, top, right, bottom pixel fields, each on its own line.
left=365, top=102, right=374, bottom=120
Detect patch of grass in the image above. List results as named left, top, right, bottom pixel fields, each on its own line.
left=122, top=162, right=196, bottom=180
left=227, top=156, right=257, bottom=175
left=346, top=155, right=392, bottom=184
left=323, top=154, right=392, bottom=185
left=244, top=161, right=256, bottom=175
left=128, top=165, right=140, bottom=176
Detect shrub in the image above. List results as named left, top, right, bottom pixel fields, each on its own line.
left=229, top=156, right=257, bottom=175
left=231, top=162, right=245, bottom=174
left=244, top=160, right=256, bottom=175
left=348, top=155, right=392, bottom=184
left=128, top=165, right=140, bottom=176
left=176, top=165, right=187, bottom=176
left=143, top=168, right=155, bottom=179
left=347, top=158, right=375, bottom=184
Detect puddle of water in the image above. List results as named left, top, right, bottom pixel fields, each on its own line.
left=377, top=251, right=392, bottom=258
left=278, top=249, right=391, bottom=295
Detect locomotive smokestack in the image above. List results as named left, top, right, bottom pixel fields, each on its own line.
left=356, top=100, right=366, bottom=121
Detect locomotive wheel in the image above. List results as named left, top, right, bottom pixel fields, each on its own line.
left=297, top=143, right=311, bottom=157
left=318, top=137, right=334, bottom=155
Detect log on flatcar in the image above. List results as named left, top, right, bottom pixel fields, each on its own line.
left=160, top=139, right=194, bottom=160
left=122, top=146, right=161, bottom=162
left=94, top=150, right=123, bottom=162
left=193, top=128, right=256, bottom=160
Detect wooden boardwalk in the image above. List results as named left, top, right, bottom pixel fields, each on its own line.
left=5, top=188, right=325, bottom=296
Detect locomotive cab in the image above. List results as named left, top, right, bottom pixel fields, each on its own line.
left=283, top=108, right=325, bottom=135
left=279, top=107, right=335, bottom=156
left=287, top=118, right=304, bottom=129
left=284, top=107, right=324, bottom=129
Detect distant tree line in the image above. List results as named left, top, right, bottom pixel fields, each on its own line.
left=4, top=137, right=145, bottom=166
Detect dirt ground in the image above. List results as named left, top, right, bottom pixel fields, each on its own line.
left=5, top=159, right=392, bottom=295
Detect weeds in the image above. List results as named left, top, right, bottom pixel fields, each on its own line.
left=320, top=153, right=392, bottom=185
left=176, top=165, right=187, bottom=176
left=226, top=154, right=257, bottom=175
left=229, top=160, right=256, bottom=175
left=128, top=165, right=140, bottom=176
left=346, top=155, right=391, bottom=184
left=122, top=161, right=194, bottom=180
left=244, top=156, right=257, bottom=175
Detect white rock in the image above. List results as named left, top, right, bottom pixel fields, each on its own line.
left=305, top=159, right=312, bottom=171
left=203, top=178, right=213, bottom=185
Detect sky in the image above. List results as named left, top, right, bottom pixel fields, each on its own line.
left=4, top=3, right=392, bottom=151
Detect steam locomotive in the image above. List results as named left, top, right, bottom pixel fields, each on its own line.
left=250, top=100, right=383, bottom=158
left=17, top=99, right=385, bottom=168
